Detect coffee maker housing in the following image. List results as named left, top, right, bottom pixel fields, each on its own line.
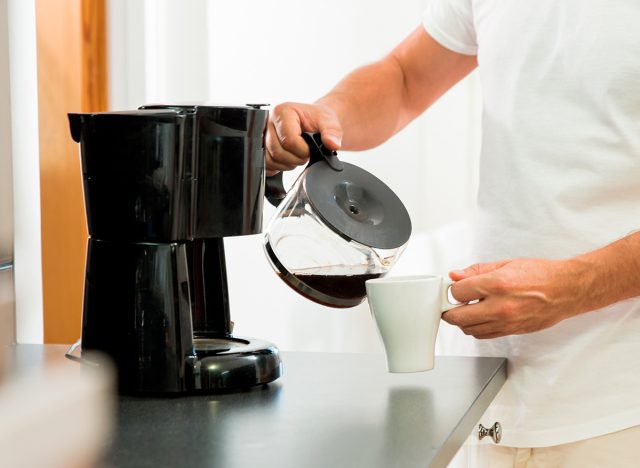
left=69, top=105, right=282, bottom=394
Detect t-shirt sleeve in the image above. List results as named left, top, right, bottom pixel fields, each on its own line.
left=423, top=0, right=478, bottom=55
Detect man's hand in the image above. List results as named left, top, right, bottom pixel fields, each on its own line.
left=443, top=258, right=594, bottom=339
left=443, top=231, right=640, bottom=339
left=265, top=102, right=343, bottom=176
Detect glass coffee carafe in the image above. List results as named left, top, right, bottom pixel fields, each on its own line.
left=264, top=133, right=412, bottom=308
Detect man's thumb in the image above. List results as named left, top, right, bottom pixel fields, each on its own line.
left=320, top=130, right=342, bottom=150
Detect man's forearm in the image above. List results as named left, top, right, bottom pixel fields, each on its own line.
left=315, top=27, right=477, bottom=151
left=568, top=231, right=640, bottom=314
left=315, top=59, right=409, bottom=151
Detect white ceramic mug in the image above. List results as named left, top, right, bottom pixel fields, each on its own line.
left=365, top=275, right=463, bottom=373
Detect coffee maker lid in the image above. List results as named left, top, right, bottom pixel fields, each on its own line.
left=139, top=104, right=269, bottom=135
left=139, top=104, right=269, bottom=115
left=305, top=161, right=412, bottom=250
left=70, top=104, right=269, bottom=143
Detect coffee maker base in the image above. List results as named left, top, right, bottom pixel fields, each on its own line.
left=189, top=336, right=282, bottom=392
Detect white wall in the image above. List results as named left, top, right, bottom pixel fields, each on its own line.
left=5, top=0, right=44, bottom=344
left=1, top=0, right=16, bottom=350
left=107, top=0, right=481, bottom=353
left=0, top=0, right=13, bottom=267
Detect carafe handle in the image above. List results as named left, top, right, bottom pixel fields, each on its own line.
left=265, top=132, right=343, bottom=207
left=265, top=171, right=288, bottom=207
left=303, top=132, right=343, bottom=171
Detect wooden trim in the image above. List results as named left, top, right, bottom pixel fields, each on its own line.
left=81, top=0, right=108, bottom=111
left=36, top=0, right=108, bottom=344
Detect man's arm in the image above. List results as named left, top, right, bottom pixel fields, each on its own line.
left=265, top=26, right=477, bottom=174
left=443, top=231, right=640, bottom=339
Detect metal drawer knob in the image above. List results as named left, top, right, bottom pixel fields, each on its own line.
left=478, top=422, right=502, bottom=444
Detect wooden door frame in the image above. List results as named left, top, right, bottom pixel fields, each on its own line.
left=36, top=0, right=108, bottom=344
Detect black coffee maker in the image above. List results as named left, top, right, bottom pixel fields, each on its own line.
left=68, top=105, right=282, bottom=394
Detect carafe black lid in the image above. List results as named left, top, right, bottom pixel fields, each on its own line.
left=305, top=161, right=412, bottom=250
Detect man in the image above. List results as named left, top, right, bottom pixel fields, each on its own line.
left=265, top=0, right=640, bottom=466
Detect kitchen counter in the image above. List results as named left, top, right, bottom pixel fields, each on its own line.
left=10, top=345, right=506, bottom=468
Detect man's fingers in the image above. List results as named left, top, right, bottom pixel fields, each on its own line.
left=272, top=103, right=342, bottom=153
left=442, top=301, right=510, bottom=339
left=271, top=103, right=343, bottom=158
left=449, top=259, right=512, bottom=281
left=459, top=321, right=510, bottom=340
left=441, top=302, right=491, bottom=328
left=272, top=105, right=311, bottom=159
left=266, top=102, right=344, bottom=174
left=468, top=330, right=505, bottom=340
left=450, top=275, right=494, bottom=303
left=449, top=260, right=513, bottom=303
left=266, top=122, right=308, bottom=169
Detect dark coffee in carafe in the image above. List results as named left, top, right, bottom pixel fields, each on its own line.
left=294, top=271, right=382, bottom=303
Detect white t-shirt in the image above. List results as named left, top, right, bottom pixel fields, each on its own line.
left=423, top=0, right=640, bottom=448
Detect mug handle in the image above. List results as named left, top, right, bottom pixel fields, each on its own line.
left=440, top=278, right=466, bottom=313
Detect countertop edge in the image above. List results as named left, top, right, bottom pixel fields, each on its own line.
left=431, top=358, right=508, bottom=467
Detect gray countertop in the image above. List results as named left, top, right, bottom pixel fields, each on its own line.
left=9, top=346, right=506, bottom=468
